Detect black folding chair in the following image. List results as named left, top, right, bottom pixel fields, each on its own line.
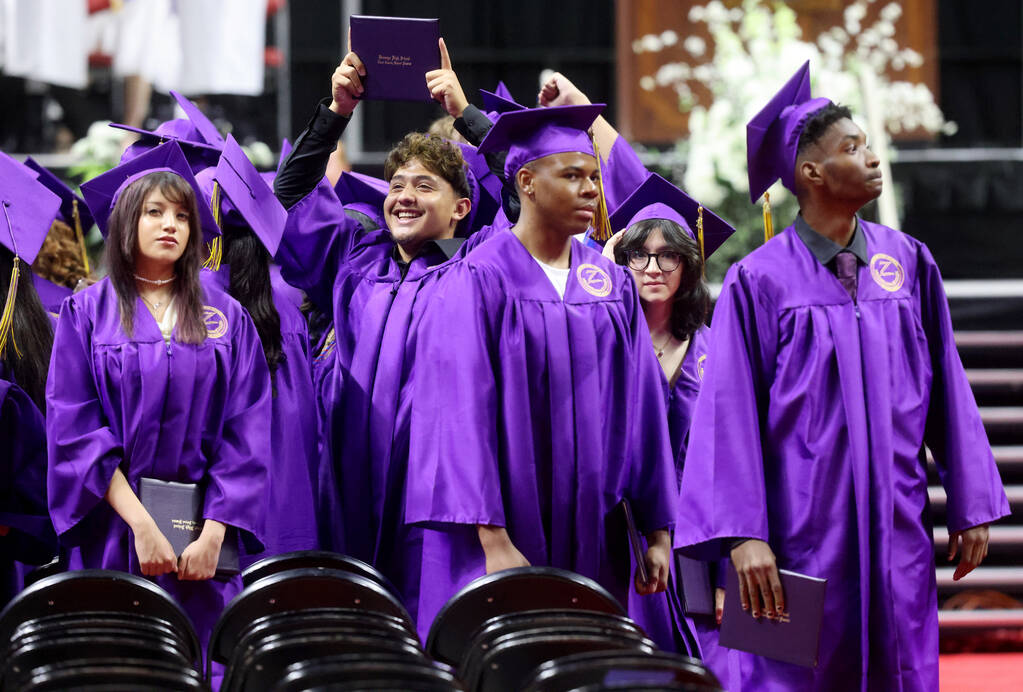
left=222, top=632, right=425, bottom=692
left=209, top=567, right=415, bottom=680
left=241, top=551, right=402, bottom=601
left=522, top=650, right=722, bottom=691
left=15, top=659, right=207, bottom=692
left=426, top=566, right=625, bottom=666
left=474, top=633, right=656, bottom=692
left=271, top=652, right=463, bottom=692
left=0, top=569, right=200, bottom=666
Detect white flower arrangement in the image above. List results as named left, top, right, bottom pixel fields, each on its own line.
left=634, top=0, right=954, bottom=211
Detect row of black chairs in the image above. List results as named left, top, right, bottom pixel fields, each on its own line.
left=0, top=570, right=204, bottom=691
left=426, top=568, right=722, bottom=691
left=1, top=552, right=723, bottom=691
left=213, top=551, right=460, bottom=691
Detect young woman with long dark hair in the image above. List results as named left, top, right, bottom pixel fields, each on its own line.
left=47, top=142, right=272, bottom=655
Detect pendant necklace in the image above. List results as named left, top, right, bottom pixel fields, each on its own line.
left=655, top=333, right=673, bottom=359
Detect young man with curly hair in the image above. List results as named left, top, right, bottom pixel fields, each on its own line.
left=272, top=41, right=486, bottom=626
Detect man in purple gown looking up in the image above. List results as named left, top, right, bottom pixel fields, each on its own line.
left=675, top=61, right=1009, bottom=690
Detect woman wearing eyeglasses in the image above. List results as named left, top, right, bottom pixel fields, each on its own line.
left=604, top=173, right=738, bottom=685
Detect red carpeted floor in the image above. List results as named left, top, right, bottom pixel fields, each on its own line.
left=940, top=653, right=1023, bottom=691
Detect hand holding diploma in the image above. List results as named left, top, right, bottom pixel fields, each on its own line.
left=330, top=32, right=366, bottom=117
left=731, top=538, right=785, bottom=619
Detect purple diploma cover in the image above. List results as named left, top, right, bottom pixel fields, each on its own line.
left=135, top=477, right=239, bottom=577
left=719, top=567, right=827, bottom=667
left=349, top=15, right=440, bottom=102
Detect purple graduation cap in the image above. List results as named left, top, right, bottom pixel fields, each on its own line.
left=480, top=82, right=526, bottom=121
left=333, top=170, right=389, bottom=231
left=197, top=134, right=288, bottom=257
left=112, top=92, right=225, bottom=175
left=454, top=142, right=502, bottom=236
left=80, top=139, right=221, bottom=244
left=23, top=157, right=95, bottom=234
left=746, top=60, right=832, bottom=202
left=477, top=103, right=604, bottom=179
left=0, top=155, right=62, bottom=266
left=0, top=155, right=62, bottom=356
left=607, top=172, right=736, bottom=260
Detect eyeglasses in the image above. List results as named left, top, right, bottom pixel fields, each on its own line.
left=624, top=250, right=681, bottom=272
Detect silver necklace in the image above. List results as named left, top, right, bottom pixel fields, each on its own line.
left=134, top=273, right=176, bottom=286
left=140, top=293, right=170, bottom=312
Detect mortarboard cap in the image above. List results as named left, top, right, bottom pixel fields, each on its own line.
left=199, top=134, right=288, bottom=257
left=23, top=157, right=95, bottom=233
left=608, top=173, right=736, bottom=260
left=333, top=170, right=389, bottom=232
left=0, top=155, right=62, bottom=266
left=0, top=155, right=62, bottom=357
left=168, top=90, right=225, bottom=149
left=480, top=84, right=526, bottom=120
left=477, top=103, right=604, bottom=180
left=80, top=139, right=221, bottom=244
left=746, top=60, right=832, bottom=202
left=116, top=119, right=223, bottom=174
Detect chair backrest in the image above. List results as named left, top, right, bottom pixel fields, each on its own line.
left=225, top=633, right=424, bottom=692
left=272, top=653, right=462, bottom=692
left=426, top=566, right=624, bottom=666
left=0, top=570, right=200, bottom=664
left=457, top=609, right=643, bottom=671
left=16, top=661, right=205, bottom=692
left=522, top=650, right=723, bottom=692
left=241, top=551, right=401, bottom=600
left=209, top=568, right=414, bottom=667
left=234, top=608, right=417, bottom=653
left=4, top=637, right=191, bottom=686
left=476, top=634, right=656, bottom=692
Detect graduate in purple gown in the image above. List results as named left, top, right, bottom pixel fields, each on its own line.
left=49, top=141, right=272, bottom=655
left=407, top=104, right=679, bottom=636
left=675, top=62, right=1010, bottom=691
left=271, top=40, right=486, bottom=618
left=0, top=156, right=62, bottom=605
left=195, top=135, right=321, bottom=567
left=604, top=173, right=738, bottom=678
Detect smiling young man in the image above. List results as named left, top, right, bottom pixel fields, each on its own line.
left=271, top=42, right=489, bottom=621
left=406, top=105, right=679, bottom=638
left=674, top=62, right=1009, bottom=690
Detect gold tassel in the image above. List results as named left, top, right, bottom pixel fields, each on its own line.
left=0, top=257, right=21, bottom=359
left=762, top=191, right=774, bottom=243
left=72, top=199, right=90, bottom=275
left=589, top=138, right=613, bottom=242
left=697, top=205, right=706, bottom=279
left=202, top=181, right=223, bottom=271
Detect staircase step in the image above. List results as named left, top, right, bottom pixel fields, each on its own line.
left=939, top=609, right=1023, bottom=631
left=967, top=369, right=1023, bottom=406
left=933, top=526, right=1023, bottom=551
left=956, top=331, right=1023, bottom=368
left=981, top=407, right=1023, bottom=444
left=928, top=484, right=1023, bottom=510
left=937, top=566, right=1023, bottom=591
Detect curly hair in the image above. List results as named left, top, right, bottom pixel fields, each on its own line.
left=613, top=218, right=710, bottom=342
left=105, top=171, right=207, bottom=344
left=384, top=132, right=471, bottom=202
left=797, top=102, right=853, bottom=156
left=30, top=219, right=90, bottom=289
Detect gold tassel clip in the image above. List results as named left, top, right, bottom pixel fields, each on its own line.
left=696, top=205, right=706, bottom=278
left=762, top=191, right=775, bottom=244
left=589, top=138, right=613, bottom=242
left=72, top=198, right=90, bottom=275
left=202, top=181, right=223, bottom=271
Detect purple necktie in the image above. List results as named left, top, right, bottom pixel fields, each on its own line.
left=834, top=251, right=858, bottom=302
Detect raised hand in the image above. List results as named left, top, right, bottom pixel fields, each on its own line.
left=330, top=29, right=366, bottom=116
left=426, top=38, right=469, bottom=118
left=538, top=72, right=592, bottom=108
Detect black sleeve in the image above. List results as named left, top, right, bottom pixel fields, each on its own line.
left=274, top=98, right=351, bottom=209
left=454, top=104, right=520, bottom=223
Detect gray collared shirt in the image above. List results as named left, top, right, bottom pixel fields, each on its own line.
left=794, top=214, right=868, bottom=266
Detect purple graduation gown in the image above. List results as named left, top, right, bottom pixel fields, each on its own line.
left=407, top=232, right=679, bottom=637
left=675, top=221, right=1010, bottom=691
left=1, top=373, right=57, bottom=606
left=201, top=268, right=321, bottom=566
left=31, top=274, right=72, bottom=316
left=46, top=278, right=272, bottom=650
left=275, top=180, right=498, bottom=618
left=310, top=326, right=345, bottom=552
